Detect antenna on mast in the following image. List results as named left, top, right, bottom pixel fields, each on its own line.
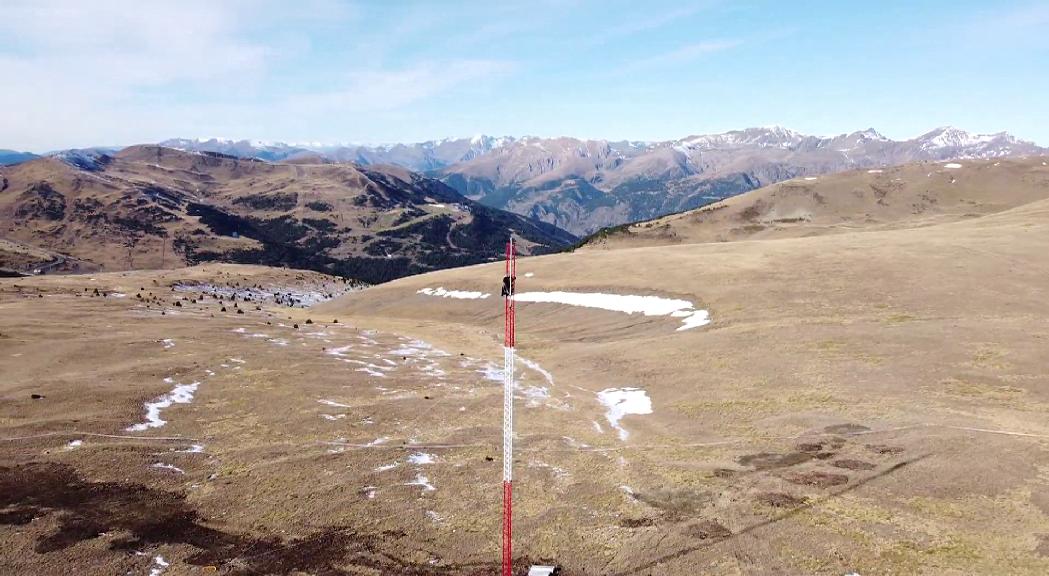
left=502, top=235, right=516, bottom=576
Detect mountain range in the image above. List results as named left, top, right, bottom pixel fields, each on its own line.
left=3, top=125, right=1045, bottom=280
left=156, top=127, right=1047, bottom=234
left=0, top=147, right=574, bottom=283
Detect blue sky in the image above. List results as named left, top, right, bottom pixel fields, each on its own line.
left=2, top=0, right=1047, bottom=151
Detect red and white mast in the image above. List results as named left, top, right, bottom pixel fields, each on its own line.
left=502, top=237, right=516, bottom=576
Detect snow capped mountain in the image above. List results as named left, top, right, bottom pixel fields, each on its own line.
left=44, top=148, right=120, bottom=171
left=426, top=127, right=1046, bottom=234
left=913, top=126, right=1030, bottom=159
left=146, top=126, right=1044, bottom=235
left=158, top=138, right=314, bottom=162
left=919, top=126, right=1000, bottom=150
left=676, top=126, right=805, bottom=150
left=158, top=135, right=521, bottom=170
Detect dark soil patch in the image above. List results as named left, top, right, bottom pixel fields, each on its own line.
left=795, top=438, right=844, bottom=456
left=832, top=459, right=876, bottom=471
left=783, top=471, right=849, bottom=488
left=756, top=492, right=808, bottom=509
left=1037, top=535, right=1049, bottom=557
left=738, top=452, right=811, bottom=470
left=712, top=468, right=738, bottom=478
left=0, top=462, right=487, bottom=575
left=823, top=423, right=870, bottom=435
left=619, top=517, right=655, bottom=528
left=633, top=489, right=713, bottom=520
left=865, top=444, right=905, bottom=455
left=686, top=520, right=732, bottom=541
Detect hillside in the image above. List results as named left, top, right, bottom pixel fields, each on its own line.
left=581, top=156, right=1049, bottom=249
left=0, top=147, right=576, bottom=283
left=305, top=160, right=1049, bottom=574
left=3, top=155, right=1048, bottom=576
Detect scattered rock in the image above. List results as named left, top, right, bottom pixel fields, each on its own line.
left=756, top=492, right=808, bottom=508
left=619, top=517, right=655, bottom=528
left=30, top=394, right=45, bottom=400
left=687, top=520, right=731, bottom=541
left=865, top=444, right=905, bottom=455
left=784, top=471, right=849, bottom=488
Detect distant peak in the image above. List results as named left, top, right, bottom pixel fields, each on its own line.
left=918, top=126, right=1015, bottom=149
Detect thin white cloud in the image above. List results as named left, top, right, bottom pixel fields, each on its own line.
left=0, top=1, right=514, bottom=150
left=616, top=39, right=742, bottom=75
left=287, top=60, right=515, bottom=113
left=588, top=2, right=719, bottom=45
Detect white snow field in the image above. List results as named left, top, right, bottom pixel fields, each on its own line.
left=416, top=287, right=713, bottom=331
left=596, top=387, right=653, bottom=440
left=513, top=291, right=711, bottom=331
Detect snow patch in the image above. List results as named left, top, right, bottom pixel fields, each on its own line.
left=514, top=291, right=711, bottom=331
left=151, top=462, right=185, bottom=474
left=518, top=357, right=554, bottom=387
left=407, top=473, right=436, bottom=492
left=66, top=439, right=83, bottom=450
left=417, top=287, right=490, bottom=300
left=318, top=399, right=351, bottom=408
left=867, top=169, right=883, bottom=174
left=408, top=452, right=437, bottom=465
left=597, top=388, right=653, bottom=440
left=127, top=381, right=200, bottom=431
left=149, top=555, right=170, bottom=576
left=943, top=163, right=963, bottom=169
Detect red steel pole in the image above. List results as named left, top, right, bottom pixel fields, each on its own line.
left=502, top=237, right=516, bottom=576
